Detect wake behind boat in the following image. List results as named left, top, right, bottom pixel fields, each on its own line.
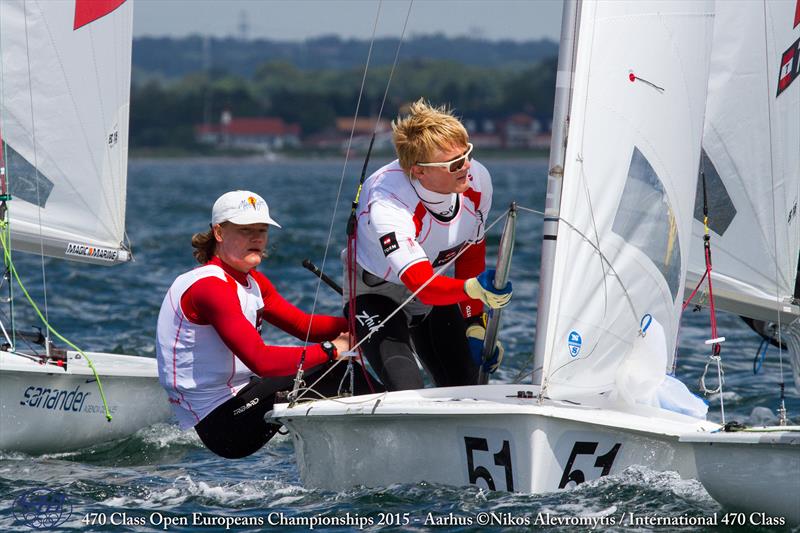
left=0, top=0, right=171, bottom=453
left=271, top=0, right=799, bottom=525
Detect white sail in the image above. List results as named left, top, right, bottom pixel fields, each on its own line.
left=0, top=0, right=132, bottom=265
left=540, top=0, right=714, bottom=402
left=687, top=0, right=800, bottom=324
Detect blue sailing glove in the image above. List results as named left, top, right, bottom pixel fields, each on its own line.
left=466, top=323, right=504, bottom=373
left=464, top=269, right=513, bottom=309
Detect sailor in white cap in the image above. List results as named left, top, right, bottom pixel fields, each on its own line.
left=155, top=191, right=376, bottom=459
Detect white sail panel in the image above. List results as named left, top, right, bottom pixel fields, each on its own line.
left=541, top=1, right=714, bottom=402
left=688, top=0, right=800, bottom=324
left=0, top=0, right=132, bottom=265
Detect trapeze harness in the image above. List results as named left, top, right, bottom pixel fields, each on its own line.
left=345, top=159, right=493, bottom=390
left=155, top=256, right=371, bottom=459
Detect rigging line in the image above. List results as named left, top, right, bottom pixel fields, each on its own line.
left=293, top=206, right=510, bottom=404
left=0, top=1, right=16, bottom=348
left=516, top=205, right=639, bottom=325
left=0, top=224, right=114, bottom=420
left=297, top=0, right=383, bottom=356
left=515, top=205, right=641, bottom=384
left=578, top=158, right=611, bottom=322
left=349, top=207, right=508, bottom=355
left=761, top=1, right=786, bottom=419
left=299, top=1, right=415, bottom=362
left=372, top=0, right=414, bottom=135
left=22, top=0, right=51, bottom=347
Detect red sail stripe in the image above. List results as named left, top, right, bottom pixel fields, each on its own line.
left=73, top=0, right=126, bottom=30
left=795, top=0, right=800, bottom=29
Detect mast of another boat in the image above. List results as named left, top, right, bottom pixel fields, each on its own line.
left=531, top=0, right=580, bottom=385
left=0, top=119, right=13, bottom=350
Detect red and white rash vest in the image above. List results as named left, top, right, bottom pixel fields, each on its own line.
left=353, top=159, right=492, bottom=318
left=156, top=257, right=344, bottom=429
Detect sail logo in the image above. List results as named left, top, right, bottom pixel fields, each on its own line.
left=567, top=331, right=582, bottom=357
left=74, top=0, right=126, bottom=30
left=777, top=0, right=800, bottom=96
left=65, top=243, right=118, bottom=262
left=777, top=37, right=800, bottom=96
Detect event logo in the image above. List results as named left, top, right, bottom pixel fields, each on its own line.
left=12, top=489, right=73, bottom=529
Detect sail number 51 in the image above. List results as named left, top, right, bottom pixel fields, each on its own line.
left=463, top=436, right=514, bottom=491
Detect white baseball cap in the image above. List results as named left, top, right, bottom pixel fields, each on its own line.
left=211, top=190, right=281, bottom=227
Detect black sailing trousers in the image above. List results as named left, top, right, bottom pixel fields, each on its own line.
left=351, top=294, right=479, bottom=391
left=195, top=360, right=376, bottom=459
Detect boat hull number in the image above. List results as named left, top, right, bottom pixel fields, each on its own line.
left=558, top=441, right=621, bottom=489
left=461, top=431, right=514, bottom=491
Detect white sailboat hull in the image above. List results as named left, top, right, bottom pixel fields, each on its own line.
left=271, top=385, right=716, bottom=493
left=0, top=350, right=172, bottom=454
left=681, top=430, right=800, bottom=525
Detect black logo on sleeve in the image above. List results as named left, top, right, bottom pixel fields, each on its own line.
left=431, top=242, right=466, bottom=267
left=380, top=232, right=399, bottom=256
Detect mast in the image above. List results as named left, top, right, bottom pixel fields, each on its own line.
left=531, top=0, right=579, bottom=385
left=479, top=202, right=516, bottom=384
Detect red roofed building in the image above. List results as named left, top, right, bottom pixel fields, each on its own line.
left=196, top=112, right=301, bottom=151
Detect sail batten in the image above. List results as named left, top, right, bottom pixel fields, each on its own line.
left=0, top=0, right=132, bottom=266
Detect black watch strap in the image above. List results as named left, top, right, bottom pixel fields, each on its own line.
left=320, top=341, right=336, bottom=362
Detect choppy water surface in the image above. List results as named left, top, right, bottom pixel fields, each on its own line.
left=1, top=158, right=797, bottom=532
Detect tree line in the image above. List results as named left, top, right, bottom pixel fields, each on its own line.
left=130, top=57, right=557, bottom=152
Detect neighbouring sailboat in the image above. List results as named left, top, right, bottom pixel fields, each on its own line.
left=679, top=0, right=800, bottom=520
left=686, top=0, right=800, bottom=390
left=0, top=0, right=171, bottom=453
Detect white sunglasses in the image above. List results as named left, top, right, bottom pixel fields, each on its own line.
left=416, top=143, right=474, bottom=173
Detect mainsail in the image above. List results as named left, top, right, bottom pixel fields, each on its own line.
left=0, top=0, right=132, bottom=265
left=688, top=0, right=800, bottom=325
left=539, top=0, right=714, bottom=402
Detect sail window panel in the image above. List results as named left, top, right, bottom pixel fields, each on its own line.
left=3, top=143, right=54, bottom=208
left=612, top=147, right=681, bottom=300
left=693, top=148, right=736, bottom=235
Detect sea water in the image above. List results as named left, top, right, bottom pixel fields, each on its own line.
left=0, top=158, right=796, bottom=532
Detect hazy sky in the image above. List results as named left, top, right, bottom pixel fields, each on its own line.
left=133, top=0, right=564, bottom=42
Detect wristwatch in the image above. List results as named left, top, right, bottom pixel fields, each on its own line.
left=320, top=341, right=337, bottom=362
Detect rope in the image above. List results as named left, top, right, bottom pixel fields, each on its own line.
left=516, top=205, right=640, bottom=327
left=0, top=223, right=113, bottom=421
left=761, top=0, right=787, bottom=425
left=753, top=337, right=768, bottom=374
left=296, top=200, right=636, bottom=400
left=342, top=0, right=415, bottom=394
left=22, top=1, right=51, bottom=352
left=681, top=170, right=727, bottom=423
left=292, top=0, right=415, bottom=399
left=292, top=205, right=509, bottom=403
left=292, top=0, right=384, bottom=399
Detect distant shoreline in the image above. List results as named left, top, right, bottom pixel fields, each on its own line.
left=129, top=147, right=550, bottom=163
